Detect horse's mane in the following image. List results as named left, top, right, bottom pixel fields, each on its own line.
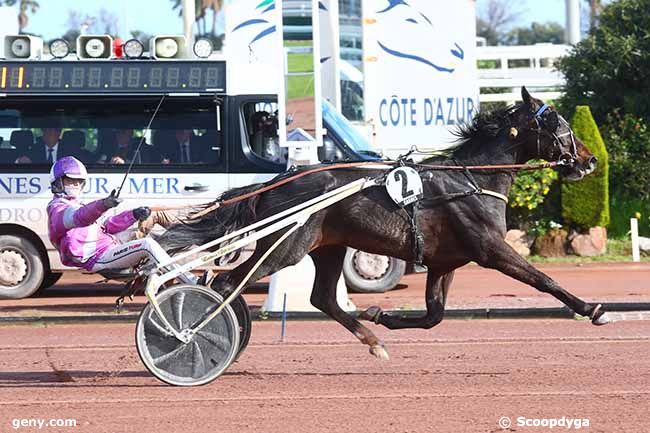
left=422, top=103, right=521, bottom=163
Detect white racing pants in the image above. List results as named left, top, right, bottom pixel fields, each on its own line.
left=91, top=237, right=196, bottom=284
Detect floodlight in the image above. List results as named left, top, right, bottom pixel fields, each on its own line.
left=193, top=38, right=213, bottom=58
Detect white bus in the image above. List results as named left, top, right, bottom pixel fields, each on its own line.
left=0, top=55, right=382, bottom=298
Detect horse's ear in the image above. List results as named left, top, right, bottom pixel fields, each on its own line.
left=521, top=86, right=533, bottom=106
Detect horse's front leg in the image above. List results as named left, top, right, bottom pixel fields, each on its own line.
left=359, top=269, right=455, bottom=330
left=476, top=237, right=610, bottom=325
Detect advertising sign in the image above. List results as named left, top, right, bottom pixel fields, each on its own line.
left=362, top=0, right=478, bottom=157
left=223, top=0, right=283, bottom=95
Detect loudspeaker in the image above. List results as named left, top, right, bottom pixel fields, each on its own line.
left=150, top=35, right=188, bottom=60
left=76, top=35, right=113, bottom=59
left=3, top=35, right=43, bottom=59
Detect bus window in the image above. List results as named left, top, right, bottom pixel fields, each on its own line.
left=242, top=101, right=286, bottom=164
left=153, top=128, right=220, bottom=165
left=0, top=97, right=224, bottom=169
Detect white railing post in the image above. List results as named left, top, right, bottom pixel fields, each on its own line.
left=631, top=218, right=641, bottom=262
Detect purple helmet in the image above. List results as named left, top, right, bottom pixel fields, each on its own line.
left=49, top=156, right=88, bottom=194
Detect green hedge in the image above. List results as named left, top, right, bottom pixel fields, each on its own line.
left=561, top=106, right=610, bottom=228
left=603, top=111, right=650, bottom=199
left=557, top=0, right=650, bottom=124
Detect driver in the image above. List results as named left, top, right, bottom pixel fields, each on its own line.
left=46, top=156, right=196, bottom=283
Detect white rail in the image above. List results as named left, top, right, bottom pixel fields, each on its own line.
left=477, top=44, right=571, bottom=104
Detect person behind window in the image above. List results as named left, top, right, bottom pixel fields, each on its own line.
left=160, top=129, right=212, bottom=164
left=16, top=128, right=62, bottom=164
left=96, top=129, right=162, bottom=165
left=46, top=156, right=196, bottom=283
left=250, top=111, right=285, bottom=164
left=60, top=130, right=94, bottom=164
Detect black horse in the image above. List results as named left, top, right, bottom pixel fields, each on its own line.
left=159, top=88, right=609, bottom=359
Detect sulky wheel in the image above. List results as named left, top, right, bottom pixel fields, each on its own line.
left=230, top=295, right=252, bottom=362
left=136, top=284, right=240, bottom=386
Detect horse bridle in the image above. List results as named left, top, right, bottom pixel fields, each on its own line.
left=530, top=103, right=579, bottom=167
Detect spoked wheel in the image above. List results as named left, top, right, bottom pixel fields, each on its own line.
left=230, top=295, right=252, bottom=362
left=136, top=284, right=240, bottom=386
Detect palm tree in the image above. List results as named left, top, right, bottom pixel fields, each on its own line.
left=586, top=0, right=602, bottom=29
left=170, top=0, right=223, bottom=36
left=203, top=0, right=223, bottom=36
left=0, top=0, right=40, bottom=31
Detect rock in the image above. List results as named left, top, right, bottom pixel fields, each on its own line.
left=532, top=228, right=568, bottom=257
left=505, top=229, right=533, bottom=257
left=569, top=226, right=607, bottom=257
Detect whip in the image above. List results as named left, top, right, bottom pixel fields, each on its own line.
left=115, top=94, right=167, bottom=198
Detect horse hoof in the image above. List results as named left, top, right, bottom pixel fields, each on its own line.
left=369, top=344, right=390, bottom=360
left=592, top=312, right=612, bottom=326
left=590, top=304, right=611, bottom=326
left=359, top=306, right=382, bottom=323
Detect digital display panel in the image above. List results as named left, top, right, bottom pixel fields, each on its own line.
left=0, top=61, right=226, bottom=94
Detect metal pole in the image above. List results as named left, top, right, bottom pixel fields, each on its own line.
left=311, top=0, right=324, bottom=149
left=565, top=0, right=581, bottom=45
left=121, top=0, right=130, bottom=39
left=280, top=293, right=287, bottom=342
left=182, top=0, right=195, bottom=52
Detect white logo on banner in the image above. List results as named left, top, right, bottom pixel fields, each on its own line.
left=363, top=0, right=478, bottom=156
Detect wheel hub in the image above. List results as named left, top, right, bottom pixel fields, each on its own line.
left=353, top=251, right=390, bottom=280
left=178, top=328, right=194, bottom=344
left=0, top=250, right=28, bottom=286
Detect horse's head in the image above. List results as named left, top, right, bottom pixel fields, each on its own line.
left=511, top=87, right=597, bottom=181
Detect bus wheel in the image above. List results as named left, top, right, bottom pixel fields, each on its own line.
left=0, top=235, right=45, bottom=299
left=39, top=272, right=63, bottom=291
left=343, top=248, right=406, bottom=294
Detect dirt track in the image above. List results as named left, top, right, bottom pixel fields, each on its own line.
left=0, top=319, right=648, bottom=433
left=4, top=262, right=649, bottom=317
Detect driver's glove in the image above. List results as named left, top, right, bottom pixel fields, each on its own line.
left=132, top=206, right=152, bottom=222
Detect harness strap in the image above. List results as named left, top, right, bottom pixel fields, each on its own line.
left=415, top=161, right=560, bottom=171
left=402, top=204, right=424, bottom=265
left=188, top=158, right=535, bottom=221
left=535, top=104, right=550, bottom=117
left=478, top=189, right=509, bottom=203
left=187, top=161, right=394, bottom=219
left=454, top=159, right=509, bottom=204
left=418, top=187, right=508, bottom=206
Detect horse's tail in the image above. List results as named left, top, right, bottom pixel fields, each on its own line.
left=156, top=183, right=262, bottom=253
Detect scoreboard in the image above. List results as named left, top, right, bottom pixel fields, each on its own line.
left=0, top=61, right=226, bottom=94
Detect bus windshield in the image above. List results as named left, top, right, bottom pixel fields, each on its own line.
left=322, top=100, right=374, bottom=155
left=0, top=97, right=222, bottom=167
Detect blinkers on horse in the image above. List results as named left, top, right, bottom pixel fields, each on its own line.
left=515, top=91, right=597, bottom=180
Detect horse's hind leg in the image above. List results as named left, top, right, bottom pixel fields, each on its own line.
left=359, top=268, right=454, bottom=330
left=310, top=245, right=389, bottom=360
left=478, top=238, right=610, bottom=325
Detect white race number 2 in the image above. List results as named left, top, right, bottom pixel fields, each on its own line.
left=385, top=167, right=423, bottom=207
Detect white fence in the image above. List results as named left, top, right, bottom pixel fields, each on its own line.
left=477, top=44, right=571, bottom=104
